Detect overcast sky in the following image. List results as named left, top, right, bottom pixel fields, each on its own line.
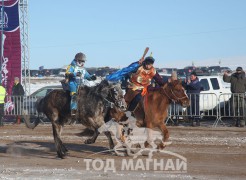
left=29, top=0, right=246, bottom=70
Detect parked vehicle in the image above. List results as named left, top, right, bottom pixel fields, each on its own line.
left=22, top=85, right=63, bottom=122
left=220, top=66, right=232, bottom=74
left=208, top=66, right=221, bottom=75
left=198, top=75, right=231, bottom=112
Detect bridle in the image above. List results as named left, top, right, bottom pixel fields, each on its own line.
left=104, top=85, right=125, bottom=109
left=161, top=82, right=188, bottom=103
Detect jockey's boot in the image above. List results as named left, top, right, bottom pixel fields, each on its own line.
left=70, top=94, right=78, bottom=117
left=71, top=109, right=77, bottom=116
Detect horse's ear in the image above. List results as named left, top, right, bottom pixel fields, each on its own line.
left=101, top=79, right=110, bottom=86
left=171, top=71, right=178, bottom=81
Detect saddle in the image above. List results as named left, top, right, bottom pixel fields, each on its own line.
left=60, top=79, right=69, bottom=91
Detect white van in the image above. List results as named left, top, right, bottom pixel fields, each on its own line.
left=198, top=75, right=231, bottom=111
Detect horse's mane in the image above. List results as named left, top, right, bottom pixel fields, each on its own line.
left=78, top=79, right=113, bottom=98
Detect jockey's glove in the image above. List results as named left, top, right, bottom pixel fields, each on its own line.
left=68, top=73, right=74, bottom=78
left=76, top=72, right=82, bottom=77
left=91, top=75, right=97, bottom=80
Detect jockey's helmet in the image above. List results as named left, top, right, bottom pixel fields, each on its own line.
left=75, top=52, right=86, bottom=61
left=143, top=56, right=155, bottom=65
left=75, top=52, right=86, bottom=67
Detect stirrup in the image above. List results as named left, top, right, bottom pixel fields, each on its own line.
left=71, top=109, right=77, bottom=116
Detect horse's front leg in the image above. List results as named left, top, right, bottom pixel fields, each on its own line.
left=158, top=123, right=169, bottom=142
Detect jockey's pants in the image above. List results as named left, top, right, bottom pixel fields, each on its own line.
left=69, top=80, right=78, bottom=110
left=128, top=93, right=142, bottom=111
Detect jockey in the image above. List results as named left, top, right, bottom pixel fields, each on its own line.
left=125, top=55, right=165, bottom=111
left=66, top=52, right=96, bottom=116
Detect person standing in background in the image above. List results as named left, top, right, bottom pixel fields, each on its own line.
left=0, top=83, right=6, bottom=126
left=184, top=71, right=203, bottom=126
left=12, top=77, right=25, bottom=124
left=223, top=67, right=246, bottom=127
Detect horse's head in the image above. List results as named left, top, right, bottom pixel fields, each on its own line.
left=108, top=82, right=127, bottom=111
left=99, top=80, right=127, bottom=111
left=162, top=79, right=190, bottom=107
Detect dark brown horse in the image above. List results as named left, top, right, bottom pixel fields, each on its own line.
left=111, top=79, right=190, bottom=148
left=24, top=80, right=127, bottom=158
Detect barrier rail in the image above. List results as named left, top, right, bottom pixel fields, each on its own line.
left=166, top=93, right=219, bottom=125
left=167, top=92, right=245, bottom=127
left=214, top=93, right=245, bottom=127
left=2, top=93, right=246, bottom=127
left=4, top=95, right=39, bottom=116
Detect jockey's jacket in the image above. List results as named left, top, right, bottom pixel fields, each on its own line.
left=129, top=66, right=156, bottom=91
left=66, top=59, right=93, bottom=85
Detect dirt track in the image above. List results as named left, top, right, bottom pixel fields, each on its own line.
left=0, top=123, right=246, bottom=179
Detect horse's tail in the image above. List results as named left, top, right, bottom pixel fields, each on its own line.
left=23, top=115, right=40, bottom=129
left=23, top=97, right=43, bottom=129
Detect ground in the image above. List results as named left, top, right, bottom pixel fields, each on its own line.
left=0, top=121, right=245, bottom=179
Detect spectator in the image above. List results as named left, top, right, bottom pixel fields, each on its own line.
left=223, top=67, right=246, bottom=127
left=0, top=83, right=6, bottom=126
left=184, top=71, right=202, bottom=126
left=12, top=77, right=25, bottom=124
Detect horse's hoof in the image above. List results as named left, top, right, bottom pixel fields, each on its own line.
left=84, top=139, right=94, bottom=144
left=56, top=154, right=67, bottom=159
left=115, top=151, right=127, bottom=157
left=163, top=141, right=172, bottom=146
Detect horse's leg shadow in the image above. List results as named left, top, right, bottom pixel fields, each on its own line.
left=52, top=122, right=68, bottom=159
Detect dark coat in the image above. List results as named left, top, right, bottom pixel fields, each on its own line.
left=12, top=83, right=24, bottom=96
left=185, top=78, right=202, bottom=94
left=223, top=72, right=246, bottom=93
left=185, top=78, right=202, bottom=117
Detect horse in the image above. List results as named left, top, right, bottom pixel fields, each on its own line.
left=132, top=79, right=190, bottom=145
left=24, top=80, right=127, bottom=158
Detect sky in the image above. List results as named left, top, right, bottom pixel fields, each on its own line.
left=29, top=0, right=246, bottom=70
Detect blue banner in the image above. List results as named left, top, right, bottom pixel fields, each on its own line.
left=0, top=0, right=19, bottom=32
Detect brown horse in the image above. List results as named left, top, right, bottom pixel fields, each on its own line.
left=111, top=79, right=190, bottom=148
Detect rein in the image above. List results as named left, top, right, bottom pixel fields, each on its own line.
left=103, top=97, right=115, bottom=108
left=161, top=83, right=187, bottom=102
left=103, top=86, right=123, bottom=109
left=103, top=89, right=116, bottom=108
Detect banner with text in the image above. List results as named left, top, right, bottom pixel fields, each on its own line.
left=0, top=0, right=21, bottom=98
